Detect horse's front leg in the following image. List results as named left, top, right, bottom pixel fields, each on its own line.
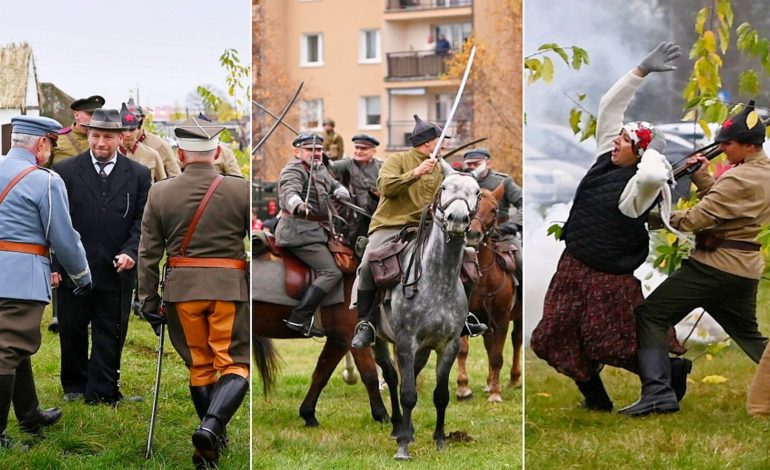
left=483, top=319, right=509, bottom=403
left=394, top=337, right=417, bottom=460
left=510, top=300, right=523, bottom=388
left=456, top=336, right=472, bottom=399
left=373, top=340, right=400, bottom=438
left=350, top=347, right=389, bottom=424
left=434, top=338, right=460, bottom=451
left=299, top=334, right=347, bottom=427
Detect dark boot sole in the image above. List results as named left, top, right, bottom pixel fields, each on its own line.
left=619, top=401, right=679, bottom=417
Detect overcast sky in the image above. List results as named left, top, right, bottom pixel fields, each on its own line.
left=0, top=0, right=250, bottom=110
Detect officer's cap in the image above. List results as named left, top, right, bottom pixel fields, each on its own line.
left=174, top=117, right=225, bottom=151
left=293, top=133, right=324, bottom=149
left=715, top=100, right=766, bottom=145
left=70, top=95, right=105, bottom=112
left=351, top=134, right=380, bottom=148
left=11, top=116, right=62, bottom=143
left=463, top=147, right=491, bottom=160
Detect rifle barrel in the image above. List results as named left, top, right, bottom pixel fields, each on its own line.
left=672, top=141, right=723, bottom=179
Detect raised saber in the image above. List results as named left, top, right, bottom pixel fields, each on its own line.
left=145, top=322, right=165, bottom=459
left=253, top=101, right=301, bottom=135
left=253, top=81, right=304, bottom=154
left=430, top=45, right=477, bottom=161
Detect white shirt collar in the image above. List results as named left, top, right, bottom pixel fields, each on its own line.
left=90, top=151, right=118, bottom=176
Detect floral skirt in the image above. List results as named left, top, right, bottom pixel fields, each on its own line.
left=531, top=250, right=682, bottom=382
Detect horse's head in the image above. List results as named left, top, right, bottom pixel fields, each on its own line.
left=433, top=159, right=483, bottom=238
left=467, top=183, right=504, bottom=247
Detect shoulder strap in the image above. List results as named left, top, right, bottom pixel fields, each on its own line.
left=0, top=166, right=38, bottom=206
left=178, top=174, right=225, bottom=256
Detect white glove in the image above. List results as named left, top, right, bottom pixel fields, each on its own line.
left=334, top=186, right=351, bottom=201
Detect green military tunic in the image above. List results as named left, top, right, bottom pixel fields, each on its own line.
left=139, top=130, right=181, bottom=177
left=213, top=144, right=243, bottom=176
left=323, top=130, right=345, bottom=160
left=121, top=142, right=167, bottom=183
left=49, top=125, right=88, bottom=166
left=368, top=148, right=442, bottom=234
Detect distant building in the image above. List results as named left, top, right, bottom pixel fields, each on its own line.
left=0, top=43, right=40, bottom=153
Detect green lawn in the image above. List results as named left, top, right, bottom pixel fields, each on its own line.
left=0, top=306, right=249, bottom=469
left=253, top=336, right=522, bottom=469
left=525, top=280, right=770, bottom=470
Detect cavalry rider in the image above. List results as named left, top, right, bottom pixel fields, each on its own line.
left=138, top=117, right=250, bottom=467
left=351, top=115, right=488, bottom=349
left=0, top=116, right=92, bottom=447
left=329, top=134, right=384, bottom=243
left=275, top=133, right=351, bottom=337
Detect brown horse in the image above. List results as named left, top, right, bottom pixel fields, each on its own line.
left=456, top=184, right=523, bottom=402
left=252, top=246, right=388, bottom=427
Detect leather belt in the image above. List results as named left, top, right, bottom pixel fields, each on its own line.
left=281, top=209, right=326, bottom=222
left=0, top=241, right=49, bottom=256
left=167, top=256, right=247, bottom=270
left=719, top=239, right=761, bottom=252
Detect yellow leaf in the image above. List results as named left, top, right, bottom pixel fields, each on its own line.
left=702, top=374, right=729, bottom=384
left=534, top=392, right=551, bottom=398
left=666, top=233, right=677, bottom=244
left=706, top=353, right=713, bottom=361
left=747, top=110, right=759, bottom=129
left=703, top=31, right=717, bottom=54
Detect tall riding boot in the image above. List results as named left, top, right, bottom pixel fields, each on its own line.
left=192, top=374, right=248, bottom=469
left=575, top=373, right=613, bottom=411
left=618, top=348, right=679, bottom=416
left=670, top=357, right=693, bottom=403
left=0, top=374, right=16, bottom=448
left=351, top=289, right=378, bottom=349
left=284, top=285, right=327, bottom=337
left=13, top=358, right=62, bottom=436
left=460, top=283, right=488, bottom=337
left=190, top=384, right=224, bottom=449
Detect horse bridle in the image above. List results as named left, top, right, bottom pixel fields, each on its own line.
left=431, top=175, right=481, bottom=239
left=470, top=192, right=500, bottom=244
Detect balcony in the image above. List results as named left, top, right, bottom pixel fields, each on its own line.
left=386, top=50, right=454, bottom=81
left=387, top=118, right=471, bottom=149
left=386, top=0, right=472, bottom=11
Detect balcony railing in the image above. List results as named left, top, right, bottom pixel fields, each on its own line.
left=386, top=50, right=454, bottom=80
left=386, top=0, right=472, bottom=11
left=387, top=119, right=471, bottom=149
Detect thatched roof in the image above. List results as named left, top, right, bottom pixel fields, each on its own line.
left=39, top=83, right=75, bottom=125
left=0, top=43, right=35, bottom=110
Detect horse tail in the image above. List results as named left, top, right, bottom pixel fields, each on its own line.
left=253, top=335, right=280, bottom=395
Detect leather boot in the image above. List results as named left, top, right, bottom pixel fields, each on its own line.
left=0, top=374, right=16, bottom=448
left=575, top=373, right=613, bottom=411
left=460, top=312, right=488, bottom=337
left=190, top=384, right=226, bottom=450
left=284, top=285, right=326, bottom=337
left=670, top=357, right=692, bottom=403
left=351, top=289, right=378, bottom=349
left=192, top=374, right=248, bottom=469
left=619, top=348, right=679, bottom=416
left=13, top=358, right=62, bottom=436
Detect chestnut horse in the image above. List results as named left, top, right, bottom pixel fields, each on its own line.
left=252, top=245, right=388, bottom=427
left=456, top=184, right=523, bottom=403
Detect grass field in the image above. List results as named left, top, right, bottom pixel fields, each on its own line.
left=253, top=335, right=522, bottom=469
left=0, top=306, right=249, bottom=469
left=525, top=280, right=770, bottom=470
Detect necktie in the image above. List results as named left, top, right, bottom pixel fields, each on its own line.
left=96, top=161, right=113, bottom=179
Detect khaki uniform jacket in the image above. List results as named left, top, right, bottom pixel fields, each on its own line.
left=139, top=130, right=181, bottom=177
left=137, top=163, right=249, bottom=313
left=213, top=144, right=243, bottom=176
left=368, top=148, right=442, bottom=234
left=121, top=142, right=167, bottom=183
left=671, top=150, right=770, bottom=279
left=275, top=158, right=340, bottom=248
left=323, top=131, right=344, bottom=160
left=49, top=125, right=88, bottom=167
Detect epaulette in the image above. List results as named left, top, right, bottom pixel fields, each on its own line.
left=59, top=127, right=72, bottom=135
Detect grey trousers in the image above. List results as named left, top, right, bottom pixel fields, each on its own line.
left=288, top=242, right=343, bottom=293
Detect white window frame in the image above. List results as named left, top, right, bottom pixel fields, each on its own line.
left=359, top=96, right=382, bottom=130
left=358, top=29, right=381, bottom=64
left=300, top=99, right=324, bottom=131
left=300, top=33, right=324, bottom=67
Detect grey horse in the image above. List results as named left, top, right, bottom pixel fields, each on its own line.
left=373, top=159, right=483, bottom=460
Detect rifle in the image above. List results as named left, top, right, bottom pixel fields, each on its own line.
left=672, top=141, right=722, bottom=180
left=145, top=263, right=168, bottom=459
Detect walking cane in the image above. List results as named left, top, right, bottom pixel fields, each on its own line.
left=145, top=322, right=165, bottom=459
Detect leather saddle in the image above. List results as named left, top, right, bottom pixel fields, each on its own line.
left=258, top=232, right=315, bottom=300
left=493, top=241, right=518, bottom=274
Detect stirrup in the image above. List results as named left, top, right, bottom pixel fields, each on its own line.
left=284, top=318, right=324, bottom=338
left=464, top=312, right=487, bottom=337
left=351, top=321, right=376, bottom=348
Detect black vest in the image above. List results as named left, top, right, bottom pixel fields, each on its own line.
left=562, top=152, right=651, bottom=274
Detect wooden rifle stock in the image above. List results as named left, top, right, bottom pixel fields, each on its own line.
left=672, top=141, right=723, bottom=180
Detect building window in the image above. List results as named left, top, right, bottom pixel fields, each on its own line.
left=432, top=22, right=472, bottom=52
left=300, top=99, right=324, bottom=130
left=359, top=29, right=381, bottom=63
left=301, top=33, right=324, bottom=66
left=359, top=96, right=381, bottom=129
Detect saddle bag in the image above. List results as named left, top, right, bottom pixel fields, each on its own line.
left=460, top=247, right=481, bottom=284
left=368, top=239, right=409, bottom=288
left=494, top=241, right=518, bottom=273
left=328, top=235, right=357, bottom=274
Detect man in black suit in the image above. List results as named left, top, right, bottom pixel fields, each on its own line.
left=52, top=108, right=152, bottom=405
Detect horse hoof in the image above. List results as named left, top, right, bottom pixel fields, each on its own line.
left=393, top=450, right=411, bottom=461
left=373, top=413, right=390, bottom=424
left=342, top=370, right=358, bottom=385
left=484, top=385, right=492, bottom=393
left=435, top=440, right=446, bottom=451
left=456, top=390, right=473, bottom=401
left=303, top=417, right=320, bottom=427
left=487, top=394, right=503, bottom=403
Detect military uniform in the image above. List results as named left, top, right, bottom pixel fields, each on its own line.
left=323, top=129, right=345, bottom=160
left=0, top=116, right=92, bottom=445
left=138, top=117, right=249, bottom=467
left=213, top=144, right=242, bottom=176
left=139, top=130, right=182, bottom=177
left=477, top=169, right=522, bottom=233
left=120, top=141, right=167, bottom=183
left=50, top=126, right=89, bottom=166
left=330, top=155, right=382, bottom=240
